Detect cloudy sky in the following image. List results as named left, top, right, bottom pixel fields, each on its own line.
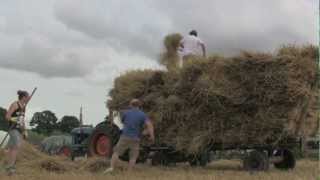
left=0, top=0, right=318, bottom=127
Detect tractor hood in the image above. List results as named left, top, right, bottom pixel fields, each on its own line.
left=71, top=127, right=94, bottom=135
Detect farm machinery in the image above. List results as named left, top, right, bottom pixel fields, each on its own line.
left=69, top=111, right=303, bottom=171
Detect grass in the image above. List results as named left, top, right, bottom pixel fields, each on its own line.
left=0, top=159, right=318, bottom=180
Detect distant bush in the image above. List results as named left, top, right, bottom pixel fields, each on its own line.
left=27, top=130, right=47, bottom=145
left=51, top=130, right=69, bottom=136
left=0, top=107, right=9, bottom=131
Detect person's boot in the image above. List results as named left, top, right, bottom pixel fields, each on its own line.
left=103, top=167, right=114, bottom=174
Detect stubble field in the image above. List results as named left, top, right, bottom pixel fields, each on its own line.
left=0, top=159, right=318, bottom=180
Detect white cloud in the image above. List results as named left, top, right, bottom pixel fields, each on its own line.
left=0, top=16, right=5, bottom=31
left=84, top=48, right=162, bottom=85
left=0, top=0, right=317, bottom=79
left=54, top=0, right=173, bottom=57
left=153, top=0, right=318, bottom=53
left=0, top=33, right=100, bottom=77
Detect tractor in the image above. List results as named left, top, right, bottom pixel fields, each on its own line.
left=70, top=111, right=148, bottom=163
left=70, top=112, right=122, bottom=160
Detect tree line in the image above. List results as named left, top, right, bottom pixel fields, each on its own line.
left=0, top=107, right=80, bottom=135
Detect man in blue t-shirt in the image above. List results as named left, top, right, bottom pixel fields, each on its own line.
left=104, top=99, right=155, bottom=173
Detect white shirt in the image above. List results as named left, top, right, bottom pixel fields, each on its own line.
left=179, top=35, right=205, bottom=57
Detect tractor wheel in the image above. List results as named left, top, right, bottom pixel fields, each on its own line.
left=58, top=146, right=71, bottom=157
left=243, top=150, right=269, bottom=171
left=88, top=123, right=120, bottom=158
left=273, top=149, right=295, bottom=170
left=151, top=152, right=169, bottom=166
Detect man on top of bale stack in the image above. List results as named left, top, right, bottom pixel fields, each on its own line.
left=178, top=30, right=207, bottom=67
left=104, top=99, right=155, bottom=173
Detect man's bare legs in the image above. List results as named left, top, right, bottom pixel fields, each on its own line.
left=128, top=158, right=137, bottom=171
left=110, top=152, right=119, bottom=170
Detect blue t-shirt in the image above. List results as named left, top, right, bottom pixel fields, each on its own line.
left=121, top=108, right=149, bottom=139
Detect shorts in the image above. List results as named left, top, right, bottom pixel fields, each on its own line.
left=113, top=136, right=140, bottom=160
left=7, top=129, right=22, bottom=149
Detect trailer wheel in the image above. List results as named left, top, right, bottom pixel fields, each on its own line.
left=199, top=151, right=210, bottom=167
left=189, top=157, right=199, bottom=167
left=188, top=152, right=210, bottom=167
left=151, top=152, right=169, bottom=166
left=273, top=149, right=295, bottom=170
left=243, top=150, right=269, bottom=171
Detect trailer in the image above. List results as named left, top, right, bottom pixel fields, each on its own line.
left=139, top=138, right=299, bottom=171
left=70, top=112, right=300, bottom=171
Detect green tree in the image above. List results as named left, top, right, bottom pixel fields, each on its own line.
left=58, top=115, right=80, bottom=133
left=0, top=107, right=9, bottom=131
left=26, top=130, right=47, bottom=145
left=30, top=110, right=58, bottom=135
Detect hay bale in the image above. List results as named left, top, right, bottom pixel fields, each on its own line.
left=159, top=33, right=182, bottom=71
left=109, top=70, right=162, bottom=110
left=18, top=141, right=47, bottom=162
left=82, top=158, right=110, bottom=173
left=39, top=159, right=66, bottom=173
left=78, top=157, right=127, bottom=173
left=14, top=142, right=71, bottom=173
left=108, top=45, right=318, bottom=154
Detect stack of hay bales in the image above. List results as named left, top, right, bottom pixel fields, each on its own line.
left=108, top=35, right=318, bottom=154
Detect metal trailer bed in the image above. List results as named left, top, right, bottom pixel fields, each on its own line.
left=132, top=137, right=301, bottom=171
